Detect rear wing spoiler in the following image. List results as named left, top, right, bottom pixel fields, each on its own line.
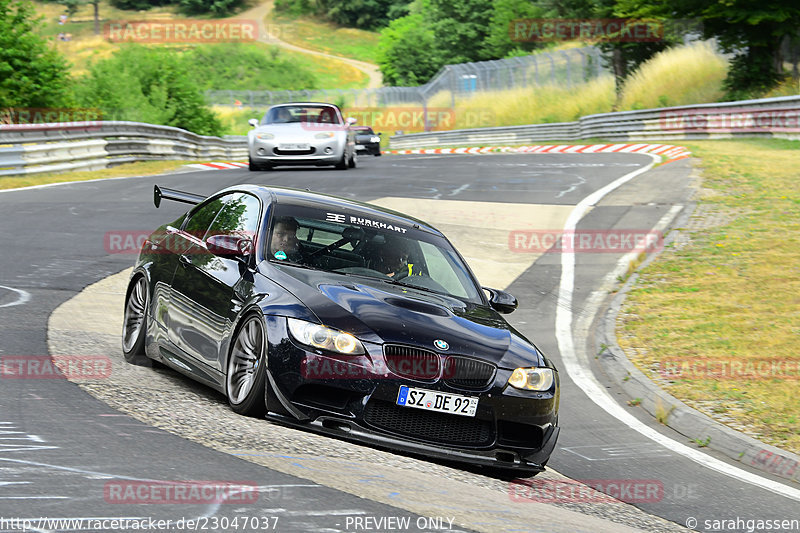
left=154, top=185, right=206, bottom=208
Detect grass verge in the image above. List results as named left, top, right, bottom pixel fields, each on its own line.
left=0, top=160, right=194, bottom=191
left=617, top=138, right=800, bottom=454
left=267, top=11, right=380, bottom=64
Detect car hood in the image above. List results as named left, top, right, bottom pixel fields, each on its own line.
left=267, top=265, right=545, bottom=368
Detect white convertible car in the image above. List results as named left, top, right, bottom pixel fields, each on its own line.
left=247, top=102, right=358, bottom=171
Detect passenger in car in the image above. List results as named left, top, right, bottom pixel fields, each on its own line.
left=370, top=236, right=411, bottom=277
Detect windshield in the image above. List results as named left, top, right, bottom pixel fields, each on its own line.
left=266, top=204, right=484, bottom=304
left=263, top=105, right=341, bottom=125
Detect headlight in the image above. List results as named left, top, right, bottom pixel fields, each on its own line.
left=507, top=367, right=554, bottom=391
left=315, top=132, right=335, bottom=139
left=287, top=318, right=365, bottom=355
left=370, top=136, right=380, bottom=143
left=256, top=132, right=274, bottom=140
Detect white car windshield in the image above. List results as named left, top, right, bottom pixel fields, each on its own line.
left=263, top=105, right=341, bottom=125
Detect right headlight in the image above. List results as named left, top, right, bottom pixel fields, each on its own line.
left=507, top=367, right=554, bottom=391
left=287, top=318, right=365, bottom=355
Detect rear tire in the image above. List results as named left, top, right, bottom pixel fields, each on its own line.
left=122, top=275, right=151, bottom=366
left=348, top=149, right=357, bottom=168
left=226, top=315, right=268, bottom=417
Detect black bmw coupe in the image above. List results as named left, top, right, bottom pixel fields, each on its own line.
left=122, top=184, right=560, bottom=475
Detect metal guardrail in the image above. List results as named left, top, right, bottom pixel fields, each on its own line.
left=2, top=96, right=797, bottom=177
left=0, top=121, right=246, bottom=177
left=389, top=95, right=800, bottom=148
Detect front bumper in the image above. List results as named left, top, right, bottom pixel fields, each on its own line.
left=264, top=317, right=560, bottom=471
left=249, top=138, right=345, bottom=166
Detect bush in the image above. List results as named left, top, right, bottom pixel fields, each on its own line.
left=186, top=44, right=318, bottom=91
left=178, top=0, right=243, bottom=17
left=75, top=45, right=223, bottom=136
left=110, top=0, right=172, bottom=10
left=378, top=12, right=443, bottom=85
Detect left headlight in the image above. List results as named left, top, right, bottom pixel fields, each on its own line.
left=370, top=136, right=380, bottom=143
left=315, top=132, right=335, bottom=139
left=507, top=367, right=554, bottom=391
left=256, top=132, right=275, bottom=140
left=287, top=318, right=365, bottom=355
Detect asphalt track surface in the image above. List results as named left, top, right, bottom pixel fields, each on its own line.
left=1, top=154, right=798, bottom=532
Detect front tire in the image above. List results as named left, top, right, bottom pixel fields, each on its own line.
left=334, top=150, right=348, bottom=170
left=249, top=157, right=271, bottom=171
left=348, top=148, right=357, bottom=168
left=122, top=275, right=150, bottom=366
left=226, top=315, right=268, bottom=417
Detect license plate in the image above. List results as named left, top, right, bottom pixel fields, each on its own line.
left=356, top=145, right=367, bottom=150
left=396, top=386, right=478, bottom=417
left=279, top=143, right=310, bottom=151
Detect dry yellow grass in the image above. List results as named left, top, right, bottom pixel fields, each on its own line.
left=618, top=41, right=728, bottom=110
left=618, top=139, right=800, bottom=453
left=426, top=76, right=616, bottom=129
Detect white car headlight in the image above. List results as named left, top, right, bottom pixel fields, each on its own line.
left=287, top=318, right=365, bottom=355
left=315, top=132, right=335, bottom=139
left=370, top=136, right=380, bottom=143
left=256, top=132, right=275, bottom=140
left=507, top=367, right=554, bottom=391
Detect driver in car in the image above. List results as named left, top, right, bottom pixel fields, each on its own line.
left=270, top=217, right=303, bottom=262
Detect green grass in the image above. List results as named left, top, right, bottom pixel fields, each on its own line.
left=618, top=138, right=800, bottom=453
left=32, top=1, right=365, bottom=89
left=267, top=10, right=381, bottom=64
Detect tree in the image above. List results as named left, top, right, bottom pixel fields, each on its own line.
left=378, top=11, right=443, bottom=85
left=0, top=0, right=72, bottom=108
left=481, top=0, right=546, bottom=59
left=178, top=0, right=244, bottom=17
left=75, top=46, right=223, bottom=136
left=315, top=0, right=411, bottom=30
left=427, top=0, right=495, bottom=63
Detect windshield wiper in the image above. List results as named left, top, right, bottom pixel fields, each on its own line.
left=381, top=278, right=442, bottom=296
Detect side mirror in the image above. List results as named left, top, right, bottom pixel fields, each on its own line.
left=483, top=287, right=518, bottom=314
left=248, top=118, right=259, bottom=128
left=346, top=117, right=357, bottom=125
left=206, top=234, right=254, bottom=260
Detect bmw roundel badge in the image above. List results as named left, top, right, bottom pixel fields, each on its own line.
left=433, top=339, right=449, bottom=351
